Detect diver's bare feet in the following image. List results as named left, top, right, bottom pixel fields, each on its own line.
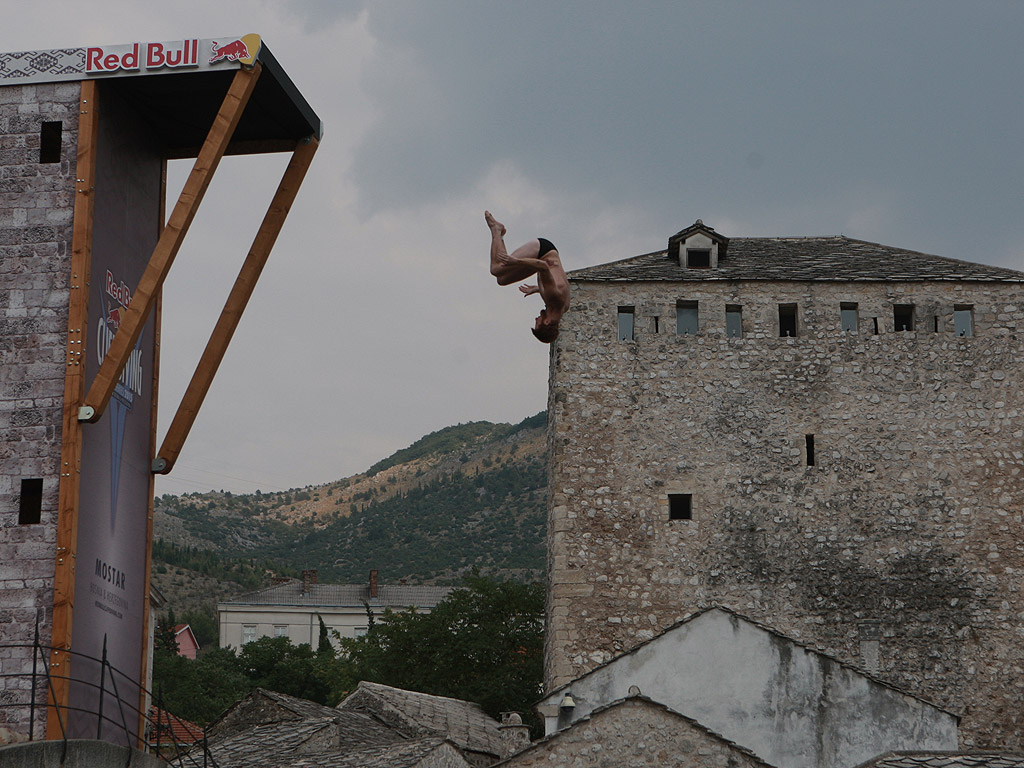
left=484, top=210, right=506, bottom=236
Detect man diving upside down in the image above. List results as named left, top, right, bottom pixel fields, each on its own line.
left=485, top=210, right=570, bottom=343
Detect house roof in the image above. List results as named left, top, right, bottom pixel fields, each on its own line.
left=539, top=605, right=956, bottom=718
left=219, top=579, right=454, bottom=610
left=854, top=753, right=1024, bottom=768
left=569, top=236, right=1024, bottom=284
left=337, top=681, right=504, bottom=758
left=148, top=706, right=203, bottom=746
left=495, top=695, right=776, bottom=768
left=287, top=737, right=471, bottom=768
left=205, top=688, right=394, bottom=743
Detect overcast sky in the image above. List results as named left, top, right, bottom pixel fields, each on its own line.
left=4, top=1, right=1023, bottom=495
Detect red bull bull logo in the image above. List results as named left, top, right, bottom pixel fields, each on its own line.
left=106, top=307, right=122, bottom=330
left=210, top=39, right=249, bottom=64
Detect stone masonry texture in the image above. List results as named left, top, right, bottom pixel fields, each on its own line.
left=545, top=257, right=1024, bottom=750
left=0, top=80, right=80, bottom=738
left=499, top=697, right=773, bottom=768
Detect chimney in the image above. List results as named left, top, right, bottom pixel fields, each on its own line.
left=369, top=570, right=378, bottom=599
left=498, top=712, right=531, bottom=758
left=301, top=569, right=317, bottom=595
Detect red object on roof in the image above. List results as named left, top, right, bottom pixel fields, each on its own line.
left=149, top=706, right=204, bottom=747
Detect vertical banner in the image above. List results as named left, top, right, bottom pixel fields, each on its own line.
left=68, top=85, right=161, bottom=743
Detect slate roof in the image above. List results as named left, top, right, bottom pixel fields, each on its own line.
left=337, top=681, right=504, bottom=759
left=855, top=753, right=1024, bottom=768
left=570, top=237, right=1024, bottom=283
left=220, top=579, right=454, bottom=609
left=287, top=736, right=470, bottom=768
left=202, top=715, right=406, bottom=768
left=494, top=695, right=776, bottom=768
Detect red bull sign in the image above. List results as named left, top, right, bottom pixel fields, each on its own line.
left=0, top=34, right=261, bottom=85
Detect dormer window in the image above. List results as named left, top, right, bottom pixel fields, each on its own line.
left=668, top=219, right=728, bottom=270
left=686, top=249, right=711, bottom=269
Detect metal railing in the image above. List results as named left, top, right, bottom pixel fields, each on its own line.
left=0, top=620, right=218, bottom=767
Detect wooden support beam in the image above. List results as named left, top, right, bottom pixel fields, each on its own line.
left=78, top=64, right=262, bottom=424
left=154, top=136, right=320, bottom=474
left=48, top=79, right=99, bottom=739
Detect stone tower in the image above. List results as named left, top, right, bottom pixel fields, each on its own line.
left=544, top=220, right=1024, bottom=748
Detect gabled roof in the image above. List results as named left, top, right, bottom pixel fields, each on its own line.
left=219, top=579, right=454, bottom=609
left=570, top=236, right=1024, bottom=283
left=148, top=706, right=203, bottom=746
left=337, top=681, right=503, bottom=759
left=496, top=695, right=775, bottom=768
left=540, top=605, right=954, bottom=714
left=287, top=736, right=471, bottom=768
left=206, top=688, right=391, bottom=743
left=855, top=753, right=1024, bottom=768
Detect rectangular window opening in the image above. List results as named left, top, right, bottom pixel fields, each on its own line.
left=934, top=315, right=940, bottom=333
left=18, top=478, right=43, bottom=525
left=725, top=305, right=743, bottom=338
left=668, top=493, right=692, bottom=521
left=273, top=625, right=288, bottom=638
left=676, top=301, right=698, bottom=335
left=840, top=303, right=858, bottom=333
left=805, top=434, right=816, bottom=467
left=686, top=249, right=711, bottom=268
left=617, top=306, right=635, bottom=341
left=953, top=305, right=974, bottom=337
left=894, top=304, right=914, bottom=332
left=39, top=121, right=62, bottom=164
left=872, top=317, right=879, bottom=335
left=779, top=304, right=797, bottom=337
left=242, top=625, right=257, bottom=645
left=652, top=316, right=660, bottom=334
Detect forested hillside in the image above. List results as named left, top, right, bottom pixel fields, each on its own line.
left=152, top=413, right=548, bottom=607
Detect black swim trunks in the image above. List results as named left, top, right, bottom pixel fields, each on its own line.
left=538, top=237, right=556, bottom=258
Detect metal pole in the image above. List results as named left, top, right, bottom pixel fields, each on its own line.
left=29, top=614, right=39, bottom=740
left=97, top=634, right=108, bottom=739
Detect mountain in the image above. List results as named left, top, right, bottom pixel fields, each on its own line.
left=152, top=412, right=548, bottom=613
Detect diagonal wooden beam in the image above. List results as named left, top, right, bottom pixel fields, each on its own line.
left=153, top=135, right=320, bottom=474
left=78, top=64, right=262, bottom=424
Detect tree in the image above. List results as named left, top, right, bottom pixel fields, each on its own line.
left=340, top=574, right=544, bottom=732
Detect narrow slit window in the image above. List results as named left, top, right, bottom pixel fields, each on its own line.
left=894, top=304, right=914, bottom=332
left=652, top=316, right=660, bottom=334
left=39, top=121, right=62, bottom=164
left=779, top=304, right=797, bottom=337
left=676, top=301, right=699, bottom=335
left=805, top=434, right=816, bottom=467
left=668, top=493, right=692, bottom=520
left=872, top=317, right=879, bottom=335
left=840, top=303, right=858, bottom=333
left=686, top=249, right=711, bottom=268
left=934, top=315, right=940, bottom=333
left=19, top=478, right=43, bottom=525
left=726, top=305, right=743, bottom=338
left=954, top=305, right=974, bottom=337
left=617, top=306, right=635, bottom=341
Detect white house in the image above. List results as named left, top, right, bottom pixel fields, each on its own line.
left=218, top=570, right=453, bottom=649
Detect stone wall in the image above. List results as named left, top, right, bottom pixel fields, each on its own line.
left=0, top=81, right=80, bottom=737
left=545, top=277, right=1024, bottom=749
left=501, top=697, right=772, bottom=768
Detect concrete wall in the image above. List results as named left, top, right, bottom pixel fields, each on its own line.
left=545, top=276, right=1024, bottom=749
left=537, top=608, right=957, bottom=768
left=503, top=696, right=771, bottom=768
left=0, top=80, right=80, bottom=740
